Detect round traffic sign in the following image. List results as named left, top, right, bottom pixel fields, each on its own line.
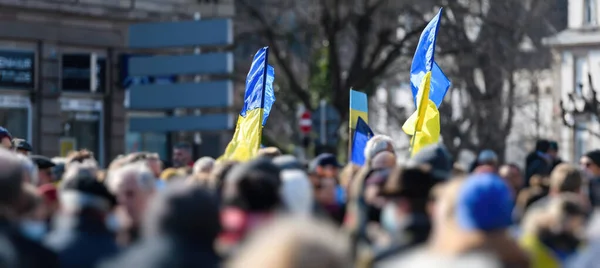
left=300, top=111, right=312, bottom=134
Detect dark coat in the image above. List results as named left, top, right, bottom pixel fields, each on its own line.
left=100, top=236, right=220, bottom=268
left=372, top=214, right=431, bottom=264
left=0, top=220, right=59, bottom=268
left=44, top=214, right=119, bottom=268
left=525, top=153, right=552, bottom=186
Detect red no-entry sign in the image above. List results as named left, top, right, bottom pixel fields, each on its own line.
left=300, top=111, right=312, bottom=134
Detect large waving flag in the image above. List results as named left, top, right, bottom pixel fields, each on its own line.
left=409, top=9, right=450, bottom=108
left=403, top=8, right=444, bottom=156
left=351, top=117, right=374, bottom=166
left=220, top=47, right=275, bottom=161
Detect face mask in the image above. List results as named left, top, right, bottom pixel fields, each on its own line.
left=105, top=213, right=121, bottom=232
left=20, top=220, right=47, bottom=241
left=381, top=203, right=399, bottom=233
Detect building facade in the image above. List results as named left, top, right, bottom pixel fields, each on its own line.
left=0, top=0, right=234, bottom=166
left=545, top=0, right=600, bottom=162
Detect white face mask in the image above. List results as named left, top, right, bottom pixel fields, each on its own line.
left=105, top=213, right=121, bottom=232
left=380, top=203, right=399, bottom=234
left=20, top=220, right=47, bottom=241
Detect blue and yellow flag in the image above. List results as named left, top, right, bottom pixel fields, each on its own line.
left=403, top=8, right=444, bottom=156
left=220, top=47, right=275, bottom=161
left=351, top=117, right=374, bottom=166
left=409, top=9, right=450, bottom=108
left=349, top=89, right=368, bottom=129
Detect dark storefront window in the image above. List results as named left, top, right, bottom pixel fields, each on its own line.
left=61, top=54, right=106, bottom=93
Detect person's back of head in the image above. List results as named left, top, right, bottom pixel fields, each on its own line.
left=534, top=139, right=550, bottom=153
left=59, top=165, right=116, bottom=216
left=549, top=163, right=583, bottom=194
left=193, top=157, right=215, bottom=175
left=105, top=162, right=156, bottom=195
left=257, top=147, right=282, bottom=159
left=280, top=170, right=313, bottom=216
left=364, top=135, right=394, bottom=163
left=223, top=158, right=282, bottom=212
left=371, top=151, right=396, bottom=170
left=143, top=182, right=220, bottom=243
left=15, top=154, right=38, bottom=186
left=0, top=148, right=25, bottom=213
left=272, top=155, right=305, bottom=171
left=210, top=160, right=239, bottom=194
left=228, top=216, right=351, bottom=268
left=382, top=164, right=439, bottom=215
left=65, top=150, right=96, bottom=170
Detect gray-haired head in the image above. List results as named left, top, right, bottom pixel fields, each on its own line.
left=0, top=148, right=25, bottom=208
left=193, top=157, right=215, bottom=175
left=280, top=170, right=313, bottom=216
left=364, top=135, right=395, bottom=162
left=106, top=163, right=156, bottom=194
left=16, top=154, right=38, bottom=186
left=273, top=155, right=305, bottom=171
left=62, top=160, right=98, bottom=183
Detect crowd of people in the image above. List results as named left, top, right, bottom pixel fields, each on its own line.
left=2, top=125, right=600, bottom=268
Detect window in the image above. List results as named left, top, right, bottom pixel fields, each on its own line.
left=59, top=98, right=104, bottom=166
left=0, top=94, right=31, bottom=142
left=575, top=122, right=587, bottom=160
left=575, top=56, right=586, bottom=94
left=585, top=0, right=597, bottom=25
left=0, top=108, right=28, bottom=140
left=126, top=132, right=167, bottom=160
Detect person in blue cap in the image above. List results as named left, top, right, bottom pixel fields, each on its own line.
left=419, top=173, right=531, bottom=267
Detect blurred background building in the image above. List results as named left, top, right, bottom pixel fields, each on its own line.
left=545, top=0, right=600, bottom=162
left=0, top=0, right=234, bottom=166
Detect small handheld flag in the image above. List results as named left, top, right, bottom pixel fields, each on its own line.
left=351, top=117, right=374, bottom=166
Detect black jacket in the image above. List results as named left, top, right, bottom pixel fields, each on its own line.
left=372, top=214, right=431, bottom=264
left=100, top=236, right=220, bottom=268
left=44, top=214, right=119, bottom=268
left=0, top=219, right=59, bottom=268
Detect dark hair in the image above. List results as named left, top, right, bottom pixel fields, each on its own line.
left=210, top=161, right=238, bottom=196
left=173, top=142, right=192, bottom=151
left=223, top=159, right=281, bottom=212
left=144, top=182, right=221, bottom=242
left=0, top=150, right=24, bottom=206
left=535, top=139, right=551, bottom=153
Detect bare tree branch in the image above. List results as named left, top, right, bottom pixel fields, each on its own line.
left=236, top=0, right=314, bottom=110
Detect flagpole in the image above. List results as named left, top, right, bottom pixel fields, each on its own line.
left=258, top=47, right=269, bottom=149
left=348, top=88, right=353, bottom=162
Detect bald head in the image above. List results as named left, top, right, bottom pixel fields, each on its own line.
left=0, top=148, right=25, bottom=207
left=371, top=151, right=396, bottom=170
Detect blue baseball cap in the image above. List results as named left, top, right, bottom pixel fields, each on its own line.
left=456, top=173, right=514, bottom=232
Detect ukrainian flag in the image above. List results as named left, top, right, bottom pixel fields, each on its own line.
left=220, top=47, right=275, bottom=161
left=403, top=8, right=445, bottom=156
left=350, top=89, right=368, bottom=129
left=351, top=117, right=374, bottom=166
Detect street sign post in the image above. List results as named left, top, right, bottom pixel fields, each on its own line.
left=311, top=101, right=341, bottom=149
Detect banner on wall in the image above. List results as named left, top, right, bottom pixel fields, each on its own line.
left=0, top=50, right=35, bottom=89
left=59, top=137, right=77, bottom=157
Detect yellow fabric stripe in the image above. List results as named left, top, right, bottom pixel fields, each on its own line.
left=219, top=108, right=263, bottom=162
